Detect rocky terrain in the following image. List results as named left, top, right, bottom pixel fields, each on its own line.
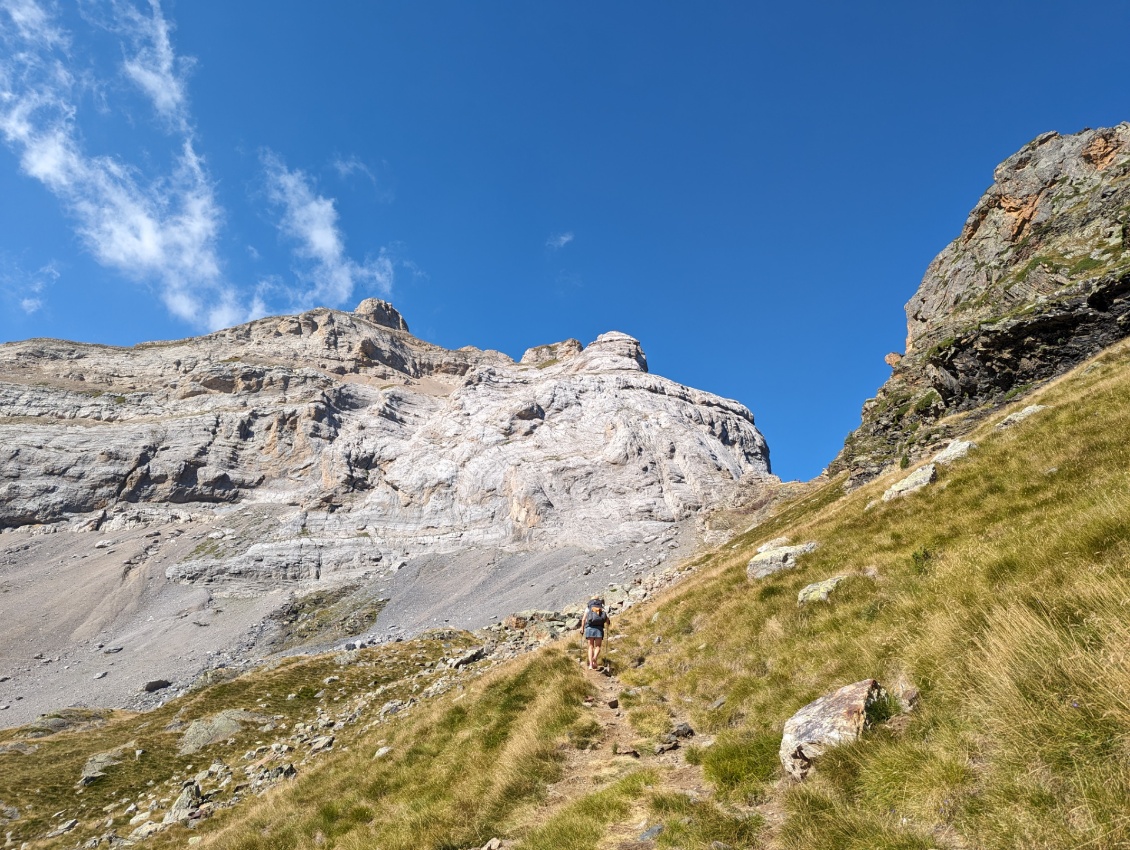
left=833, top=123, right=1130, bottom=482
left=0, top=300, right=773, bottom=726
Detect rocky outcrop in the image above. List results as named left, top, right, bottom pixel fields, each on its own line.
left=834, top=124, right=1130, bottom=483
left=353, top=298, right=409, bottom=332
left=519, top=338, right=582, bottom=366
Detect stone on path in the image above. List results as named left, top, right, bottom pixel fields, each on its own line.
left=797, top=576, right=847, bottom=605
left=779, top=679, right=887, bottom=780
left=747, top=542, right=818, bottom=581
left=881, top=464, right=936, bottom=502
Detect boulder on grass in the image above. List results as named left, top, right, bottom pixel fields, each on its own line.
left=747, top=542, right=818, bottom=581
left=797, top=576, right=847, bottom=605
left=779, top=679, right=886, bottom=780
left=932, top=440, right=976, bottom=465
left=163, top=781, right=201, bottom=824
left=178, top=709, right=273, bottom=755
left=881, top=464, right=936, bottom=502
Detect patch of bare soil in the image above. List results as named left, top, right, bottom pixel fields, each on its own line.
left=536, top=653, right=719, bottom=850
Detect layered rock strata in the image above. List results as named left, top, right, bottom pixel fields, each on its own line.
left=834, top=124, right=1130, bottom=482
left=0, top=301, right=772, bottom=725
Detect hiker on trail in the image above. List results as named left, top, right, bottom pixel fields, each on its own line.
left=582, top=596, right=610, bottom=670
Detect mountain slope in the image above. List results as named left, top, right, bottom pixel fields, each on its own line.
left=0, top=303, right=773, bottom=727
left=6, top=320, right=1130, bottom=850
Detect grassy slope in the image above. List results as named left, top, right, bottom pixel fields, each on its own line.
left=612, top=338, right=1130, bottom=849
left=7, top=340, right=1130, bottom=849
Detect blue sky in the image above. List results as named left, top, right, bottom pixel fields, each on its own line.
left=1, top=1, right=1128, bottom=481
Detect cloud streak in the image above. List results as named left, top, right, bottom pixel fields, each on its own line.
left=0, top=0, right=248, bottom=329
left=116, top=0, right=193, bottom=129
left=546, top=231, right=574, bottom=249
left=0, top=253, right=57, bottom=314
left=262, top=150, right=393, bottom=308
left=0, top=1, right=404, bottom=330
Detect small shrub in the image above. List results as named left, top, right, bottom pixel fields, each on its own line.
left=910, top=547, right=933, bottom=575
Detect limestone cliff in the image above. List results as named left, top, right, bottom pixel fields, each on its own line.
left=0, top=303, right=772, bottom=723
left=0, top=302, right=770, bottom=557
left=834, top=124, right=1130, bottom=482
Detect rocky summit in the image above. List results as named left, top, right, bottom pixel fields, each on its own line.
left=0, top=300, right=772, bottom=726
left=834, top=124, right=1130, bottom=482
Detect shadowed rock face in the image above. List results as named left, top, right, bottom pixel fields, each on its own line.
left=834, top=124, right=1130, bottom=483
left=0, top=301, right=773, bottom=725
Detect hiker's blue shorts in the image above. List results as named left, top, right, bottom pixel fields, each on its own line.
left=584, top=627, right=604, bottom=639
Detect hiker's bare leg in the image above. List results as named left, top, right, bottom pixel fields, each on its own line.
left=586, top=638, right=597, bottom=668
left=591, top=637, right=603, bottom=668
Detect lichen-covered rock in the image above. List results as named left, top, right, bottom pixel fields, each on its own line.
left=882, top=464, right=937, bottom=502
left=179, top=710, right=272, bottom=755
left=780, top=679, right=886, bottom=780
left=746, top=542, right=818, bottom=581
left=163, top=781, right=201, bottom=823
left=834, top=124, right=1130, bottom=483
left=932, top=439, right=976, bottom=465
left=797, top=576, right=847, bottom=605
left=77, top=741, right=135, bottom=786
left=997, top=404, right=1048, bottom=429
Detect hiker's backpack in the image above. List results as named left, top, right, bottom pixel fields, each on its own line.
left=586, top=599, right=608, bottom=628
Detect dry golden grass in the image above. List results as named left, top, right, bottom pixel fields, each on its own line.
left=608, top=339, right=1130, bottom=848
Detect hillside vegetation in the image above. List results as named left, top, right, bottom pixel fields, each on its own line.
left=7, top=339, right=1130, bottom=849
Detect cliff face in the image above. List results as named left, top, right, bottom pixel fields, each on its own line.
left=834, top=124, right=1130, bottom=482
left=0, top=301, right=773, bottom=725
left=0, top=301, right=771, bottom=560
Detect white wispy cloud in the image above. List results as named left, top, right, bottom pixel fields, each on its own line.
left=262, top=150, right=394, bottom=308
left=0, top=1, right=403, bottom=330
left=332, top=154, right=375, bottom=184
left=0, top=0, right=252, bottom=330
left=114, top=0, right=193, bottom=129
left=0, top=254, right=57, bottom=314
left=546, top=231, right=574, bottom=250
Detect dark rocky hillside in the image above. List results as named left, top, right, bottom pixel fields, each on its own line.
left=833, top=123, right=1130, bottom=483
